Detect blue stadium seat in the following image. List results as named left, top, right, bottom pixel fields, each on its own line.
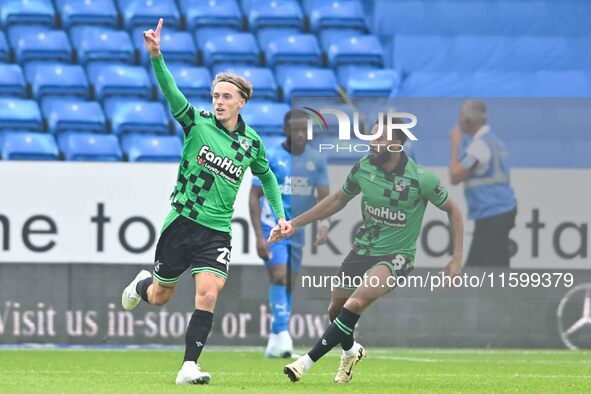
left=1, top=131, right=59, bottom=160
left=212, top=64, right=277, bottom=100
left=104, top=98, right=169, bottom=135
left=241, top=101, right=290, bottom=134
left=338, top=66, right=399, bottom=97
left=150, top=63, right=211, bottom=99
left=25, top=62, right=88, bottom=99
left=303, top=0, right=366, bottom=32
left=262, top=33, right=322, bottom=67
left=245, top=0, right=304, bottom=30
left=0, top=98, right=42, bottom=130
left=133, top=28, right=197, bottom=64
left=326, top=34, right=383, bottom=68
left=0, top=64, right=26, bottom=97
left=121, top=133, right=182, bottom=162
left=118, top=0, right=180, bottom=30
left=42, top=97, right=106, bottom=133
left=275, top=65, right=339, bottom=102
left=87, top=62, right=151, bottom=101
left=0, top=31, right=9, bottom=62
left=198, top=30, right=259, bottom=67
left=1, top=0, right=56, bottom=27
left=70, top=26, right=134, bottom=64
left=56, top=0, right=118, bottom=29
left=194, top=27, right=238, bottom=47
left=318, top=28, right=362, bottom=50
left=8, top=26, right=71, bottom=63
left=58, top=132, right=122, bottom=161
left=180, top=0, right=242, bottom=30
left=256, top=27, right=302, bottom=48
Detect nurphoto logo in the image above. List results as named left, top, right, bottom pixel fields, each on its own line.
left=300, top=107, right=418, bottom=153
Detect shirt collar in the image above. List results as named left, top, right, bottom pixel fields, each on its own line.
left=474, top=125, right=490, bottom=139
left=215, top=114, right=246, bottom=135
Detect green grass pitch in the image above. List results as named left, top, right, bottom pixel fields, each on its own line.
left=1, top=348, right=590, bottom=393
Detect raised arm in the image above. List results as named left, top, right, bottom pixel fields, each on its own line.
left=144, top=18, right=188, bottom=115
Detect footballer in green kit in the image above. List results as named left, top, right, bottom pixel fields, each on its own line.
left=121, top=18, right=290, bottom=385
left=269, top=116, right=464, bottom=383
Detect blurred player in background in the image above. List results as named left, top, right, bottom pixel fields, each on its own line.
left=449, top=100, right=517, bottom=267
left=269, top=116, right=464, bottom=383
left=120, top=18, right=289, bottom=385
left=249, top=109, right=330, bottom=358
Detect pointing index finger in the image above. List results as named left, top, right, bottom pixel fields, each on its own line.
left=155, top=18, right=163, bottom=35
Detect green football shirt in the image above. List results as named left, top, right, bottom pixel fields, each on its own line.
left=152, top=55, right=284, bottom=234
left=342, top=153, right=449, bottom=259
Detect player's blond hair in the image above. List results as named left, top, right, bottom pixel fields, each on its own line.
left=211, top=72, right=253, bottom=102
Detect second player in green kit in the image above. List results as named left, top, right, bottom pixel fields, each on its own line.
left=121, top=18, right=290, bottom=386
left=269, top=115, right=464, bottom=383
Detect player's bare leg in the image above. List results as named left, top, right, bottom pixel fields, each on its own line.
left=176, top=272, right=225, bottom=385
left=285, top=264, right=392, bottom=382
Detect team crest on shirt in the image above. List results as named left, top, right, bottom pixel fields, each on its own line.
left=200, top=110, right=212, bottom=118
left=369, top=172, right=376, bottom=181
left=306, top=161, right=316, bottom=171
left=395, top=178, right=408, bottom=192
left=239, top=138, right=250, bottom=151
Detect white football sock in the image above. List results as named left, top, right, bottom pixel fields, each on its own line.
left=300, top=354, right=314, bottom=372
left=344, top=341, right=361, bottom=357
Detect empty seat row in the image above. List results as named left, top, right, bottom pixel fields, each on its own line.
left=0, top=61, right=397, bottom=102
left=0, top=131, right=182, bottom=162
left=0, top=0, right=366, bottom=32
left=0, top=25, right=380, bottom=68
left=0, top=96, right=295, bottom=136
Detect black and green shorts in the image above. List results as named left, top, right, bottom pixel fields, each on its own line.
left=336, top=250, right=414, bottom=290
left=152, top=215, right=231, bottom=284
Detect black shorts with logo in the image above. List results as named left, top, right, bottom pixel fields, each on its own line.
left=336, top=250, right=414, bottom=290
left=152, top=215, right=231, bottom=284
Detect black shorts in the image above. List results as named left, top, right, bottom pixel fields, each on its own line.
left=336, top=250, right=414, bottom=290
left=152, top=215, right=231, bottom=284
